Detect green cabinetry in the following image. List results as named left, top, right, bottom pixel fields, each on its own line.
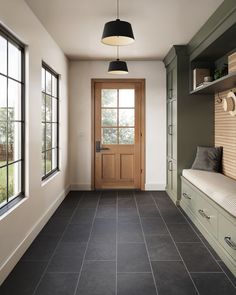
left=164, top=46, right=214, bottom=205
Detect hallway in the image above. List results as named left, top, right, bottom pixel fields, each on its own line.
left=1, top=191, right=235, bottom=295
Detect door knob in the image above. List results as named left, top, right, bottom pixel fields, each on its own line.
left=96, top=141, right=109, bottom=152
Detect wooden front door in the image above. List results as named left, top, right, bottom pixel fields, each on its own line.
left=93, top=80, right=144, bottom=189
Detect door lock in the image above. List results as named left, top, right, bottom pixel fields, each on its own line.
left=96, top=141, right=109, bottom=152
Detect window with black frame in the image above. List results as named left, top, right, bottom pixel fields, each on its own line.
left=41, top=63, right=59, bottom=180
left=0, top=26, right=25, bottom=211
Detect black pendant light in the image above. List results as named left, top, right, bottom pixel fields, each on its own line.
left=108, top=47, right=128, bottom=74
left=101, top=0, right=135, bottom=46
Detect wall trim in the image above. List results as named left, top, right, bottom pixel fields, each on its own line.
left=70, top=184, right=92, bottom=191
left=0, top=185, right=70, bottom=285
left=145, top=183, right=166, bottom=191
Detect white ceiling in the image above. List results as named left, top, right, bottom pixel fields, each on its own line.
left=25, top=0, right=223, bottom=60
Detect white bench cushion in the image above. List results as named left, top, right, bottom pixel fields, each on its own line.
left=182, top=169, right=236, bottom=218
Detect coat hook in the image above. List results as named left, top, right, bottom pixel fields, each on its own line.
left=216, top=93, right=222, bottom=104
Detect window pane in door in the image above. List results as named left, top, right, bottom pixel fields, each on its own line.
left=46, top=71, right=52, bottom=95
left=119, top=128, right=134, bottom=144
left=102, top=109, right=117, bottom=126
left=46, top=123, right=52, bottom=149
left=119, top=89, right=135, bottom=107
left=119, top=109, right=134, bottom=126
left=102, top=89, right=117, bottom=107
left=45, top=95, right=52, bottom=122
left=102, top=128, right=118, bottom=144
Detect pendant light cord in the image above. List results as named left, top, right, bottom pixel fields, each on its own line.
left=117, top=0, right=119, bottom=19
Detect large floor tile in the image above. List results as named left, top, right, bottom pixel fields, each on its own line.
left=118, top=222, right=144, bottom=243
left=35, top=272, right=78, bottom=295
left=191, top=273, right=236, bottom=295
left=22, top=234, right=60, bottom=261
left=77, top=197, right=99, bottom=209
left=141, top=218, right=168, bottom=235
left=96, top=206, right=117, bottom=218
left=145, top=235, right=181, bottom=261
left=70, top=208, right=96, bottom=224
left=62, top=223, right=92, bottom=243
left=117, top=273, right=157, bottom=295
left=85, top=240, right=116, bottom=260
left=118, top=198, right=136, bottom=208
left=152, top=261, right=197, bottom=295
left=75, top=261, right=116, bottom=295
left=47, top=242, right=86, bottom=272
left=0, top=261, right=47, bottom=295
left=118, top=208, right=140, bottom=223
left=117, top=243, right=150, bottom=272
left=160, top=208, right=187, bottom=224
left=40, top=217, right=69, bottom=236
left=167, top=223, right=200, bottom=242
left=177, top=242, right=222, bottom=272
left=137, top=204, right=161, bottom=218
left=218, top=261, right=236, bottom=288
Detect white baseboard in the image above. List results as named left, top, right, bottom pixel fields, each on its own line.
left=145, top=183, right=166, bottom=191
left=70, top=184, right=92, bottom=191
left=0, top=185, right=70, bottom=285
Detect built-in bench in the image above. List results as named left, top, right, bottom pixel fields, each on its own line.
left=181, top=169, right=236, bottom=277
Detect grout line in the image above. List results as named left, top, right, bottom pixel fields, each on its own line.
left=151, top=192, right=200, bottom=295
left=73, top=192, right=102, bottom=295
left=117, top=271, right=152, bottom=274
left=133, top=192, right=159, bottom=295
left=176, top=204, right=236, bottom=289
left=32, top=192, right=86, bottom=294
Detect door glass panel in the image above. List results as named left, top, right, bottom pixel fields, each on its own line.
left=119, top=128, right=134, bottom=144
left=102, top=128, right=118, bottom=144
left=102, top=89, right=117, bottom=107
left=46, top=123, right=52, bottom=149
left=119, top=89, right=135, bottom=107
left=102, top=109, right=117, bottom=126
left=119, top=109, right=134, bottom=126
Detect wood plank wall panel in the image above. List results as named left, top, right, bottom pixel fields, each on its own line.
left=215, top=87, right=236, bottom=180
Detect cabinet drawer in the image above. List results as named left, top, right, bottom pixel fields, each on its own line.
left=182, top=180, right=218, bottom=238
left=196, top=195, right=218, bottom=238
left=219, top=214, right=236, bottom=262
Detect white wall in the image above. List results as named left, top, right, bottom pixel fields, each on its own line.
left=69, top=61, right=166, bottom=191
left=0, top=0, right=69, bottom=284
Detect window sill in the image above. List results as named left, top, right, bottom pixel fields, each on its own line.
left=41, top=169, right=60, bottom=187
left=0, top=194, right=27, bottom=220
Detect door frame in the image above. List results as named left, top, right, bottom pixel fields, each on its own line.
left=91, top=79, right=146, bottom=190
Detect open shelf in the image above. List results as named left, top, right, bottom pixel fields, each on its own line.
left=190, top=71, right=236, bottom=95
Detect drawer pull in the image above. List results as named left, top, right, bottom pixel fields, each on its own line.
left=198, top=209, right=210, bottom=220
left=224, top=237, right=236, bottom=250
left=183, top=192, right=191, bottom=200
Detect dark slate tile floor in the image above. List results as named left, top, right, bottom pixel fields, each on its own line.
left=1, top=190, right=236, bottom=295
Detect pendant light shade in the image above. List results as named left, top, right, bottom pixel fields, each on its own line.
left=102, top=19, right=135, bottom=46
left=108, top=59, right=128, bottom=74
